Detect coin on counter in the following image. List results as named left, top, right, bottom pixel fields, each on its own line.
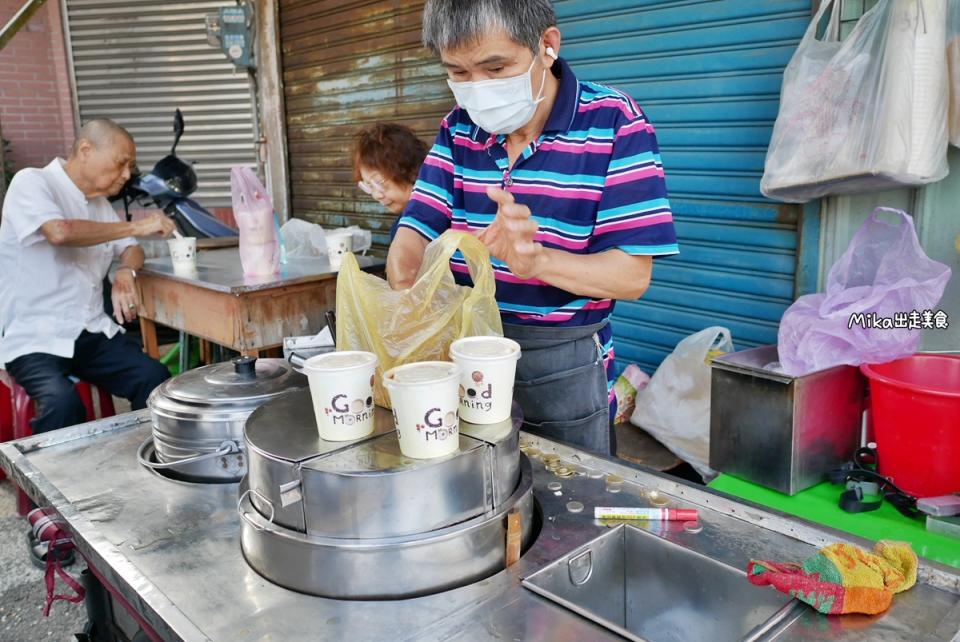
left=604, top=474, right=624, bottom=493
left=648, top=490, right=670, bottom=506
left=683, top=521, right=703, bottom=534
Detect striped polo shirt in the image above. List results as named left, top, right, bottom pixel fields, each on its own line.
left=399, top=57, right=678, bottom=391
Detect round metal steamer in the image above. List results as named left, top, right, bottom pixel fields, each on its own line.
left=239, top=458, right=535, bottom=600
left=240, top=389, right=531, bottom=599
left=146, top=357, right=306, bottom=482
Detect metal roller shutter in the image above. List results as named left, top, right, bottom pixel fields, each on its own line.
left=280, top=0, right=818, bottom=372
left=555, top=0, right=819, bottom=374
left=63, top=0, right=257, bottom=207
left=280, top=0, right=449, bottom=254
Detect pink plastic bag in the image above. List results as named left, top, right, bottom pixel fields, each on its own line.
left=231, top=167, right=280, bottom=276
left=778, top=208, right=951, bottom=376
left=613, top=364, right=650, bottom=425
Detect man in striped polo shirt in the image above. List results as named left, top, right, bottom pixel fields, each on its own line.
left=388, top=0, right=678, bottom=455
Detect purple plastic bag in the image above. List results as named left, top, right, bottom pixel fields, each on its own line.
left=778, top=208, right=951, bottom=376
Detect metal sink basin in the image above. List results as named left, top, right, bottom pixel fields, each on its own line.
left=522, top=524, right=805, bottom=642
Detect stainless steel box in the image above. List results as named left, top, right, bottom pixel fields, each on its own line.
left=709, top=345, right=865, bottom=495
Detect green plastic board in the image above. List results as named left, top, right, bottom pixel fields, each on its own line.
left=709, top=474, right=960, bottom=569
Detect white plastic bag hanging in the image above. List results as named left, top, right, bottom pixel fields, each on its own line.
left=761, top=0, right=949, bottom=202
left=630, top=327, right=733, bottom=480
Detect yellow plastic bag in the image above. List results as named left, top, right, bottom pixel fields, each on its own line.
left=336, top=230, right=503, bottom=407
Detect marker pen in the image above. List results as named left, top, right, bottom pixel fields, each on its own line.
left=594, top=507, right=699, bottom=521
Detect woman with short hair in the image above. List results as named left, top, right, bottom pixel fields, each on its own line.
left=352, top=123, right=429, bottom=240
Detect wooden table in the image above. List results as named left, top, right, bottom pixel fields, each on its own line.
left=137, top=249, right=384, bottom=359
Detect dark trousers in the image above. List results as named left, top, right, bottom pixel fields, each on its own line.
left=6, top=330, right=170, bottom=434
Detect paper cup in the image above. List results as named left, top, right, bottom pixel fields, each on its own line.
left=449, top=336, right=521, bottom=424
left=303, top=351, right=378, bottom=441
left=383, top=361, right=461, bottom=459
left=167, top=237, right=197, bottom=276
left=326, top=230, right=353, bottom=270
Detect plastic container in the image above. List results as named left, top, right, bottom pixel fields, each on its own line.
left=861, top=354, right=960, bottom=497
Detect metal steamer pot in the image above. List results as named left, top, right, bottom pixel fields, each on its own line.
left=143, top=357, right=306, bottom=482
left=238, top=459, right=535, bottom=600
left=239, top=389, right=534, bottom=599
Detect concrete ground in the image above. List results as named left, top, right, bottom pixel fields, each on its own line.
left=0, top=479, right=87, bottom=642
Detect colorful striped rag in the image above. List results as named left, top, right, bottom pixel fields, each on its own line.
left=747, top=541, right=918, bottom=615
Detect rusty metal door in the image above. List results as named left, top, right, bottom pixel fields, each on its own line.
left=280, top=0, right=450, bottom=254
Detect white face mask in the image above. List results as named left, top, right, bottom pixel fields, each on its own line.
left=447, top=47, right=558, bottom=135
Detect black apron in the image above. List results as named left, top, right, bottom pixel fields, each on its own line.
left=504, top=321, right=615, bottom=456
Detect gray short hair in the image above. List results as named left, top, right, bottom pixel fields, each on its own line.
left=72, top=118, right=134, bottom=155
left=422, top=0, right=557, bottom=55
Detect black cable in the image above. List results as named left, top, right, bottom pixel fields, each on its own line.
left=830, top=446, right=921, bottom=519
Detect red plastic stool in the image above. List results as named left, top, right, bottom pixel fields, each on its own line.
left=0, top=379, right=13, bottom=481
left=2, top=374, right=115, bottom=515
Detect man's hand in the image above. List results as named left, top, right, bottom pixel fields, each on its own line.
left=477, top=187, right=543, bottom=280
left=111, top=268, right=139, bottom=324
left=131, top=213, right=176, bottom=239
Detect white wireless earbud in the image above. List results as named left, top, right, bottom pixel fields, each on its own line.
left=546, top=46, right=557, bottom=59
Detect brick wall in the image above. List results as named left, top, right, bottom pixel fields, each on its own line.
left=0, top=0, right=75, bottom=173
left=0, top=2, right=236, bottom=228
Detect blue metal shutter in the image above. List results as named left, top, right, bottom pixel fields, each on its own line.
left=555, top=0, right=818, bottom=374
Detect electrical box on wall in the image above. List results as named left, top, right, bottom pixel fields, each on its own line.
left=205, top=3, right=256, bottom=69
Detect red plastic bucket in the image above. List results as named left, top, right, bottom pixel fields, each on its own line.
left=861, top=354, right=960, bottom=498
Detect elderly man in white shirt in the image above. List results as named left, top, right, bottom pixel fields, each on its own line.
left=0, top=118, right=176, bottom=433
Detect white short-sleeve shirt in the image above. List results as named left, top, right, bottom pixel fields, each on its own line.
left=0, top=158, right=137, bottom=367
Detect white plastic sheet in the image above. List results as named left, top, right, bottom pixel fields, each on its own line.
left=280, top=219, right=372, bottom=259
